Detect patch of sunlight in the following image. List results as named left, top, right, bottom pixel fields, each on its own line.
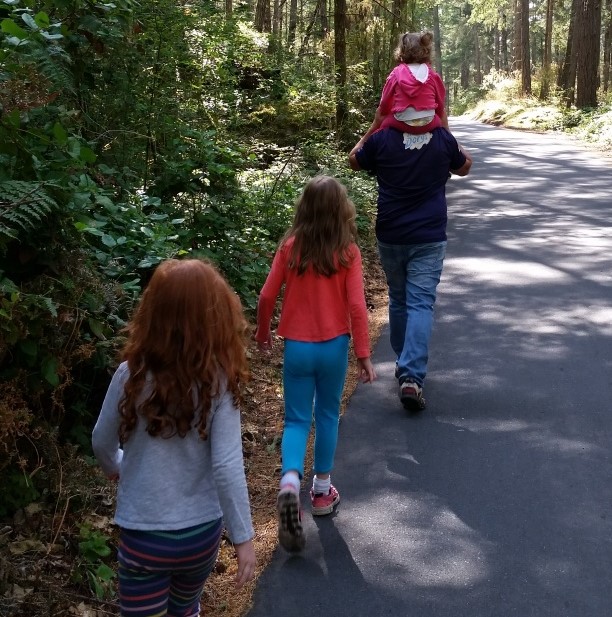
left=427, top=368, right=504, bottom=390
left=445, top=257, right=569, bottom=284
left=522, top=432, right=602, bottom=454
left=346, top=493, right=491, bottom=589
left=438, top=419, right=603, bottom=455
left=590, top=306, right=612, bottom=328
left=438, top=418, right=531, bottom=433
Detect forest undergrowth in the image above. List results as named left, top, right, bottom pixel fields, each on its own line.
left=0, top=241, right=389, bottom=617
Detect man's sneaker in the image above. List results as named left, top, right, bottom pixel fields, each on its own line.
left=310, top=485, right=340, bottom=516
left=277, top=489, right=305, bottom=552
left=399, top=380, right=426, bottom=411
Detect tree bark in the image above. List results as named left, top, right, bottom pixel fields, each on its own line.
left=433, top=5, right=443, bottom=79
left=513, top=0, right=522, bottom=71
left=604, top=0, right=612, bottom=90
left=520, top=0, right=531, bottom=94
left=575, top=0, right=602, bottom=107
left=319, top=0, right=328, bottom=37
left=558, top=0, right=579, bottom=105
left=474, top=26, right=482, bottom=85
left=539, top=0, right=554, bottom=98
left=254, top=0, right=271, bottom=32
left=299, top=0, right=322, bottom=56
left=494, top=22, right=500, bottom=71
left=501, top=13, right=509, bottom=71
left=288, top=0, right=298, bottom=45
left=334, top=0, right=348, bottom=141
left=390, top=0, right=403, bottom=64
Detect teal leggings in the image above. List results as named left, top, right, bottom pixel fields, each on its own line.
left=281, top=335, right=349, bottom=479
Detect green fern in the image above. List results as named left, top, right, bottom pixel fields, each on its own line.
left=27, top=44, right=74, bottom=94
left=0, top=181, right=58, bottom=247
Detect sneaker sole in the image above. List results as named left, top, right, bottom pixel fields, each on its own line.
left=401, top=394, right=426, bottom=411
left=311, top=493, right=340, bottom=516
left=277, top=491, right=305, bottom=552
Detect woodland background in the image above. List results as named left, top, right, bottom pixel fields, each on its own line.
left=1, top=0, right=611, bottom=614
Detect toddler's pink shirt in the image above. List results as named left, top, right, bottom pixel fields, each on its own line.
left=379, top=63, right=446, bottom=118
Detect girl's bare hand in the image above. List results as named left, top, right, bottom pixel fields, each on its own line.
left=234, top=540, right=256, bottom=589
left=357, top=357, right=377, bottom=383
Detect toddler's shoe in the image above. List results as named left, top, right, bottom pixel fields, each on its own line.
left=277, top=488, right=305, bottom=552
left=310, top=485, right=340, bottom=516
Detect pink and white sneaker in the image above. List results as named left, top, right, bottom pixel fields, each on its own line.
left=310, top=484, right=340, bottom=516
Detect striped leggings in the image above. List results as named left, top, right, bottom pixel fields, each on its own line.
left=118, top=519, right=223, bottom=617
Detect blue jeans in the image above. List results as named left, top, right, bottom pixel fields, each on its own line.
left=281, top=335, right=349, bottom=478
left=377, top=240, right=446, bottom=387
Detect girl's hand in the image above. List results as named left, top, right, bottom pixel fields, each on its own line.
left=234, top=539, right=256, bottom=589
left=357, top=358, right=377, bottom=383
left=256, top=333, right=273, bottom=353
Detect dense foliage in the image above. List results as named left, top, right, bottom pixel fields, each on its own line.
left=0, top=0, right=380, bottom=523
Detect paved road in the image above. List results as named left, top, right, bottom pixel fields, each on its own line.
left=246, top=119, right=612, bottom=617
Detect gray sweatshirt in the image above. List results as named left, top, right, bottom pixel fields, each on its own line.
left=92, top=362, right=254, bottom=544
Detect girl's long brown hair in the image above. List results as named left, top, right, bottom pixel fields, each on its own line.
left=118, top=259, right=249, bottom=442
left=283, top=175, right=357, bottom=277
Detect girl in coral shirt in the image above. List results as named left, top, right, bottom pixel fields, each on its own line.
left=255, top=175, right=376, bottom=552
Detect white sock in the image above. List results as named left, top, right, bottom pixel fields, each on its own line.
left=313, top=475, right=331, bottom=495
left=279, top=471, right=300, bottom=493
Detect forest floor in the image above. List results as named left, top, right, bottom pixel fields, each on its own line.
left=0, top=244, right=389, bottom=617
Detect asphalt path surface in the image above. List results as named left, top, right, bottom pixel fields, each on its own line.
left=246, top=119, right=612, bottom=617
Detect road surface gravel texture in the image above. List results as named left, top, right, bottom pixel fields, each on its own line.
left=246, top=119, right=612, bottom=617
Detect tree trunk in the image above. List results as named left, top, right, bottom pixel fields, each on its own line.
left=254, top=0, right=271, bottom=32
left=288, top=0, right=298, bottom=45
left=474, top=26, right=482, bottom=85
left=539, top=0, right=554, bottom=98
left=558, top=0, right=578, bottom=104
left=225, top=0, right=232, bottom=17
left=433, top=5, right=443, bottom=79
left=334, top=0, right=348, bottom=141
left=575, top=0, right=602, bottom=107
left=604, top=0, right=612, bottom=90
left=461, top=59, right=469, bottom=88
left=390, top=0, right=403, bottom=64
left=520, top=0, right=531, bottom=94
left=494, top=22, right=500, bottom=71
left=319, top=0, right=328, bottom=37
left=372, top=2, right=383, bottom=92
left=501, top=13, right=509, bottom=71
left=513, top=0, right=522, bottom=71
left=299, top=0, right=322, bottom=56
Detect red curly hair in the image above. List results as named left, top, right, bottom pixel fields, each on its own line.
left=118, top=259, right=249, bottom=442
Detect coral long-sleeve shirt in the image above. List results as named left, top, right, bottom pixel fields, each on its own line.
left=255, top=238, right=371, bottom=359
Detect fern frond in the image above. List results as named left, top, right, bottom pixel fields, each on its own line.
left=0, top=181, right=59, bottom=246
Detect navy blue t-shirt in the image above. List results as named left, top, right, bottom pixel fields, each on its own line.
left=356, top=128, right=466, bottom=245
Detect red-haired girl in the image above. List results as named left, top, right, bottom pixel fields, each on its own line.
left=255, top=175, right=376, bottom=552
left=92, top=259, right=256, bottom=616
